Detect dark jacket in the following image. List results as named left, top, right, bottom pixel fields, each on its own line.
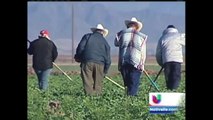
left=75, top=32, right=111, bottom=74
left=28, top=36, right=58, bottom=70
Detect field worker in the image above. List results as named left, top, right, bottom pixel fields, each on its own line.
left=74, top=24, right=111, bottom=95
left=156, top=25, right=185, bottom=90
left=28, top=30, right=58, bottom=90
left=114, top=17, right=148, bottom=96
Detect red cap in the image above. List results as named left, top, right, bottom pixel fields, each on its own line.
left=40, top=30, right=49, bottom=36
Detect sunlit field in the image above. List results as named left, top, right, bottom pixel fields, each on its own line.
left=28, top=64, right=185, bottom=120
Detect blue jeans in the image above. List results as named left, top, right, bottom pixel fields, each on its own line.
left=34, top=68, right=52, bottom=90
left=121, top=63, right=142, bottom=96
left=164, top=62, right=181, bottom=90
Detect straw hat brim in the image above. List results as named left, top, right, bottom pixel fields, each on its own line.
left=91, top=28, right=108, bottom=37
left=125, top=20, right=143, bottom=31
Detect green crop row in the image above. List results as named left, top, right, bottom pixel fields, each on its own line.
left=28, top=71, right=185, bottom=120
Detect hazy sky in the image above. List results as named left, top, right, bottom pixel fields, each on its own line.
left=97, top=2, right=185, bottom=14
left=28, top=2, right=185, bottom=17
left=28, top=2, right=185, bottom=55
left=28, top=1, right=185, bottom=39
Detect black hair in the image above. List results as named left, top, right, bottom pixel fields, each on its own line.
left=167, top=25, right=175, bottom=28
left=94, top=29, right=104, bottom=35
left=127, top=22, right=137, bottom=28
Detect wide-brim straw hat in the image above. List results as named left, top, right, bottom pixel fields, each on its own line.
left=91, top=24, right=109, bottom=37
left=125, top=17, right=143, bottom=31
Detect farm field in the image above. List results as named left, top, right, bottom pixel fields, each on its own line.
left=28, top=64, right=185, bottom=120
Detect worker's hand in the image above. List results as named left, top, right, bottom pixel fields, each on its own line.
left=137, top=64, right=144, bottom=71
left=74, top=58, right=81, bottom=63
left=103, top=73, right=107, bottom=78
left=74, top=55, right=81, bottom=63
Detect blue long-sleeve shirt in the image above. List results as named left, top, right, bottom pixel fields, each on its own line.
left=75, top=32, right=111, bottom=74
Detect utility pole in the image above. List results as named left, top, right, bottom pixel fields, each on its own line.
left=71, top=3, right=75, bottom=63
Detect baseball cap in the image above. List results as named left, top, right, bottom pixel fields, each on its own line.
left=40, top=30, right=49, bottom=36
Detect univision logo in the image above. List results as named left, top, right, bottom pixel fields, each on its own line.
left=152, top=94, right=161, bottom=104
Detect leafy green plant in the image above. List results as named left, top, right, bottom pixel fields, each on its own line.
left=28, top=67, right=185, bottom=120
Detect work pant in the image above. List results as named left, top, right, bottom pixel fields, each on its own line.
left=164, top=62, right=181, bottom=90
left=34, top=68, right=52, bottom=90
left=120, top=63, right=142, bottom=96
left=81, top=62, right=104, bottom=95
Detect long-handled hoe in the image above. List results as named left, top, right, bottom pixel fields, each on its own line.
left=147, top=67, right=163, bottom=93
left=52, top=62, right=73, bottom=81
left=143, top=70, right=160, bottom=92
left=105, top=76, right=125, bottom=90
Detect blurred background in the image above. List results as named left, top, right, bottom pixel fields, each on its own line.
left=27, top=1, right=185, bottom=65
